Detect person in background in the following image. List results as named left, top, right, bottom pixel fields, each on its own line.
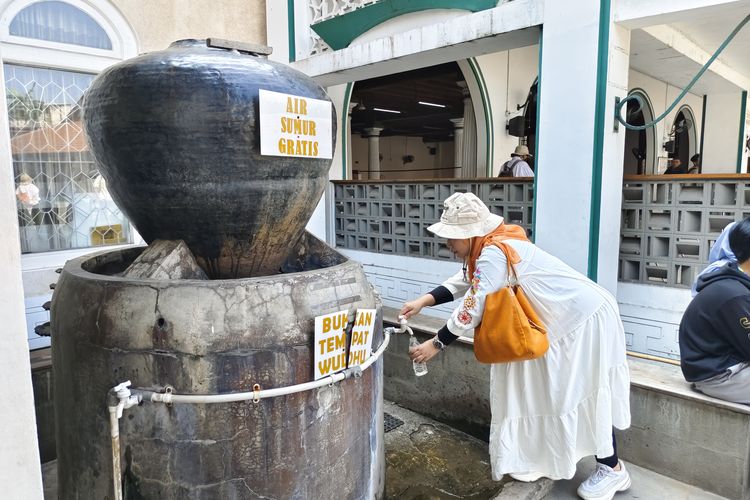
left=664, top=158, right=687, bottom=174
left=401, top=192, right=631, bottom=500
left=679, top=217, right=750, bottom=404
left=691, top=222, right=736, bottom=296
left=688, top=154, right=701, bottom=174
left=498, top=145, right=534, bottom=177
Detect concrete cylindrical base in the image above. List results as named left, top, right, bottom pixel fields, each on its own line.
left=51, top=236, right=383, bottom=499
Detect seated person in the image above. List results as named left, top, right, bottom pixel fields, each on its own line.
left=691, top=222, right=736, bottom=296
left=664, top=158, right=687, bottom=174
left=688, top=153, right=701, bottom=174
left=679, top=217, right=750, bottom=404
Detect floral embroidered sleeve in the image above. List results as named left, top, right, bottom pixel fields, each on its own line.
left=441, top=268, right=471, bottom=298
left=446, top=246, right=509, bottom=335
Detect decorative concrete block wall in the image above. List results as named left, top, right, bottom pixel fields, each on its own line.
left=332, top=180, right=534, bottom=260
left=619, top=176, right=750, bottom=288
left=334, top=176, right=749, bottom=290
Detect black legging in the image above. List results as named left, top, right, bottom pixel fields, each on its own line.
left=595, top=431, right=619, bottom=468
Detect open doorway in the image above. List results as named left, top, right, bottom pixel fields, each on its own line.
left=348, top=62, right=484, bottom=180
left=670, top=106, right=697, bottom=170
left=622, top=89, right=656, bottom=175
left=506, top=78, right=538, bottom=171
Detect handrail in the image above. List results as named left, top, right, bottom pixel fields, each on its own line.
left=331, top=174, right=750, bottom=184
left=623, top=173, right=750, bottom=181
left=331, top=177, right=534, bottom=185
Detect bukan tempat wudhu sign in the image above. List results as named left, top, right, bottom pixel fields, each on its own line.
left=314, top=309, right=377, bottom=380
left=259, top=89, right=333, bottom=159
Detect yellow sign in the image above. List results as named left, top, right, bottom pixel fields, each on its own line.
left=314, top=309, right=349, bottom=380
left=348, top=309, right=376, bottom=367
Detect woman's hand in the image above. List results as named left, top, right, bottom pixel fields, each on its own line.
left=400, top=294, right=435, bottom=320
left=400, top=299, right=423, bottom=320
left=409, top=338, right=441, bottom=364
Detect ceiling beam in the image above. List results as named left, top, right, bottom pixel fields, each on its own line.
left=615, top=0, right=746, bottom=29
left=642, top=24, right=750, bottom=92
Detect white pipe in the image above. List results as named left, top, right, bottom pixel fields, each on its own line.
left=148, top=328, right=393, bottom=405
left=108, top=406, right=123, bottom=500
left=107, top=319, right=409, bottom=500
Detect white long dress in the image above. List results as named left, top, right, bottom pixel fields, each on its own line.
left=440, top=239, right=631, bottom=480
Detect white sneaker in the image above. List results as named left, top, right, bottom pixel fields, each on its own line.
left=509, top=471, right=545, bottom=482
left=576, top=461, right=631, bottom=500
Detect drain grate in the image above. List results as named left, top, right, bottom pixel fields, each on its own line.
left=384, top=412, right=404, bottom=433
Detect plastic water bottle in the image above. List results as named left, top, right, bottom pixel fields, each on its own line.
left=410, top=334, right=428, bottom=377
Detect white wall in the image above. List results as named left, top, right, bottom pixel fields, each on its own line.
left=0, top=47, right=43, bottom=497
left=350, top=135, right=454, bottom=179
left=534, top=0, right=601, bottom=275
left=628, top=70, right=704, bottom=173
left=703, top=92, right=745, bottom=172
left=307, top=83, right=350, bottom=240
left=617, top=282, right=693, bottom=360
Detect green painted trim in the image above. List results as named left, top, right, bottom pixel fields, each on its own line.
left=341, top=83, right=354, bottom=179
left=287, top=0, right=296, bottom=62
left=699, top=94, right=707, bottom=171
left=311, top=0, right=496, bottom=51
left=738, top=90, right=747, bottom=173
left=467, top=58, right=493, bottom=176
left=531, top=30, right=542, bottom=243
left=588, top=0, right=611, bottom=281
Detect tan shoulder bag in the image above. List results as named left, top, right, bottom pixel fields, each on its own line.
left=473, top=246, right=549, bottom=363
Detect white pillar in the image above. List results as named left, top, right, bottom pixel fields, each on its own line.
left=364, top=127, right=383, bottom=180
left=535, top=0, right=629, bottom=293
left=598, top=24, right=631, bottom=293
left=0, top=45, right=44, bottom=497
left=458, top=83, right=477, bottom=178
left=450, top=118, right=464, bottom=178
left=702, top=92, right=745, bottom=172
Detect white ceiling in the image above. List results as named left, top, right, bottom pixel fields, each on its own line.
left=629, top=0, right=750, bottom=94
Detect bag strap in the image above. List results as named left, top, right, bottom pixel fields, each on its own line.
left=493, top=242, right=519, bottom=287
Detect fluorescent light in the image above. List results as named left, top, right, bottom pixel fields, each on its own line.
left=373, top=107, right=401, bottom=114
left=419, top=101, right=446, bottom=108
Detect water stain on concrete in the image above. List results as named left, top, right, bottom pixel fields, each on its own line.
left=384, top=403, right=508, bottom=499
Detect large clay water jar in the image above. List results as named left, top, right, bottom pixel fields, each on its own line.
left=83, top=40, right=336, bottom=278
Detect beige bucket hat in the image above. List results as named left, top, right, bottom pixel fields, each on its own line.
left=513, top=145, right=531, bottom=156
left=427, top=192, right=504, bottom=239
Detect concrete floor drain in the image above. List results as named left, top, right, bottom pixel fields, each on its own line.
left=384, top=412, right=404, bottom=433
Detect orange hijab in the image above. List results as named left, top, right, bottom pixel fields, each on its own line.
left=467, top=223, right=530, bottom=280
